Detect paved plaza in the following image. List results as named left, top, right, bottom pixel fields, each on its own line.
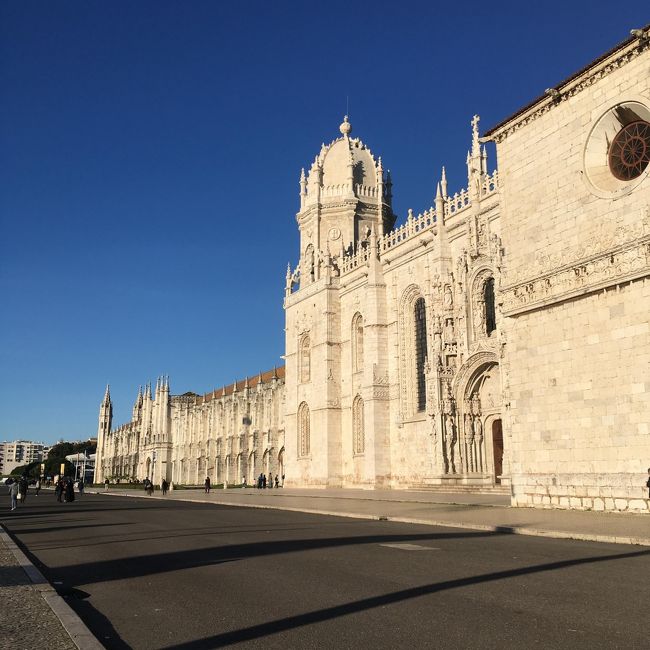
left=0, top=488, right=650, bottom=649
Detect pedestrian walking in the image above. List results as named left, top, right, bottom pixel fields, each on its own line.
left=274, top=475, right=279, bottom=488
left=262, top=474, right=267, bottom=489
left=55, top=479, right=63, bottom=502
left=161, top=479, right=168, bottom=495
left=104, top=478, right=110, bottom=491
left=8, top=480, right=18, bottom=511
left=204, top=476, right=211, bottom=493
left=64, top=479, right=75, bottom=503
left=35, top=478, right=41, bottom=496
left=18, top=476, right=28, bottom=504
left=78, top=478, right=84, bottom=496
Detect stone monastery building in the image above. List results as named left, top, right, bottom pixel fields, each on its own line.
left=96, top=29, right=650, bottom=513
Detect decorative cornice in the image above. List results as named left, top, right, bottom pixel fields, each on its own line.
left=501, top=236, right=650, bottom=316
left=486, top=35, right=650, bottom=144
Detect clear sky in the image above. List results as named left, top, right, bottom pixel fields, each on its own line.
left=1, top=1, right=647, bottom=445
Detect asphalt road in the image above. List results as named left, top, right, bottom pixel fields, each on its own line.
left=2, top=492, right=649, bottom=649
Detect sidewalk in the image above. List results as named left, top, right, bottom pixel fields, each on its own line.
left=98, top=486, right=650, bottom=546
left=0, top=526, right=104, bottom=650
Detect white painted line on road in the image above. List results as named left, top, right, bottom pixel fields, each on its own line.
left=380, top=543, right=441, bottom=551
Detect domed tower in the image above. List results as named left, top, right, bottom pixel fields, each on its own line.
left=285, top=118, right=394, bottom=488
left=297, top=116, right=395, bottom=284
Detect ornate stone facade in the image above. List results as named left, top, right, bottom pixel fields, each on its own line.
left=96, top=29, right=650, bottom=512
left=94, top=370, right=285, bottom=487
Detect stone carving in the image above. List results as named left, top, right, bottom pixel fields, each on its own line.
left=501, top=235, right=650, bottom=316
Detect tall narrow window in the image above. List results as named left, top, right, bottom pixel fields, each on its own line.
left=484, top=277, right=496, bottom=335
left=298, top=402, right=310, bottom=457
left=352, top=313, right=364, bottom=373
left=300, top=336, right=311, bottom=383
left=352, top=395, right=365, bottom=455
left=414, top=297, right=428, bottom=412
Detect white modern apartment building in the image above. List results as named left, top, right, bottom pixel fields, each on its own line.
left=0, top=440, right=50, bottom=475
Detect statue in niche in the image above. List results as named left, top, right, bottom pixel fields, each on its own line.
left=443, top=285, right=453, bottom=309
left=444, top=318, right=454, bottom=341
left=473, top=417, right=483, bottom=445
left=445, top=414, right=457, bottom=474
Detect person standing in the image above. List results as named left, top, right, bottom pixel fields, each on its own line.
left=161, top=479, right=168, bottom=495
left=8, top=480, right=18, bottom=510
left=55, top=478, right=63, bottom=502
left=274, top=475, right=279, bottom=488
left=204, top=476, right=211, bottom=494
left=646, top=468, right=650, bottom=498
left=64, top=478, right=75, bottom=503
left=104, top=478, right=110, bottom=491
left=18, top=476, right=28, bottom=504
left=78, top=478, right=84, bottom=497
left=34, top=478, right=41, bottom=496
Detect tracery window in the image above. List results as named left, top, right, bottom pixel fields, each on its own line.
left=414, top=297, right=428, bottom=412
left=608, top=120, right=650, bottom=181
left=484, top=277, right=496, bottom=335
left=352, top=395, right=365, bottom=455
left=352, top=313, right=364, bottom=373
left=300, top=335, right=311, bottom=383
left=298, top=402, right=310, bottom=457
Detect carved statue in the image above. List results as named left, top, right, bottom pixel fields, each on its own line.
left=443, top=284, right=453, bottom=309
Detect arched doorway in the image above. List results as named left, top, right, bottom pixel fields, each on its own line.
left=278, top=447, right=285, bottom=484
left=453, top=352, right=503, bottom=484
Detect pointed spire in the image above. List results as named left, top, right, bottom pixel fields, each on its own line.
left=258, top=370, right=263, bottom=385
left=471, top=114, right=481, bottom=159
left=272, top=366, right=278, bottom=379
left=441, top=166, right=448, bottom=198
left=244, top=376, right=250, bottom=389
left=103, top=384, right=111, bottom=404
left=435, top=181, right=442, bottom=200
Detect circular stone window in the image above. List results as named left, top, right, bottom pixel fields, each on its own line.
left=584, top=100, right=650, bottom=198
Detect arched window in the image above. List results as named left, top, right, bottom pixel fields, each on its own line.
left=352, top=313, right=364, bottom=373
left=484, top=277, right=496, bottom=335
left=300, top=335, right=311, bottom=383
left=352, top=395, right=365, bottom=455
left=414, top=297, right=428, bottom=412
left=298, top=402, right=310, bottom=457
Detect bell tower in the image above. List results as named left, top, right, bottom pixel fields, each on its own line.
left=94, top=384, right=113, bottom=483
left=285, top=117, right=394, bottom=487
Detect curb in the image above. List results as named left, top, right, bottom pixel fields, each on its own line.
left=94, top=490, right=650, bottom=547
left=0, top=526, right=105, bottom=650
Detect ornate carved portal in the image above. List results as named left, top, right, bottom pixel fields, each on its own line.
left=434, top=355, right=503, bottom=483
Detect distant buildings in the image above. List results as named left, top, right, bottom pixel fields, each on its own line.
left=0, top=440, right=50, bottom=475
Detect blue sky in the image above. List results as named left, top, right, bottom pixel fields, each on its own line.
left=1, top=1, right=647, bottom=444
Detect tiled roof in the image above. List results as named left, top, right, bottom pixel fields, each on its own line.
left=194, top=366, right=285, bottom=404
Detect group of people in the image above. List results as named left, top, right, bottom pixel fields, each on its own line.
left=255, top=473, right=280, bottom=489
left=6, top=476, right=31, bottom=510
left=54, top=476, right=80, bottom=503
left=141, top=477, right=170, bottom=495
left=6, top=475, right=83, bottom=510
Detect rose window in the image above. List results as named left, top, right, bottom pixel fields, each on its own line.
left=608, top=120, right=650, bottom=181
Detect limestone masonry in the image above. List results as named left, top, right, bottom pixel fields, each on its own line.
left=95, top=28, right=650, bottom=513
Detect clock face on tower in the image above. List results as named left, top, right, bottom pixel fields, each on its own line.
left=328, top=227, right=341, bottom=241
